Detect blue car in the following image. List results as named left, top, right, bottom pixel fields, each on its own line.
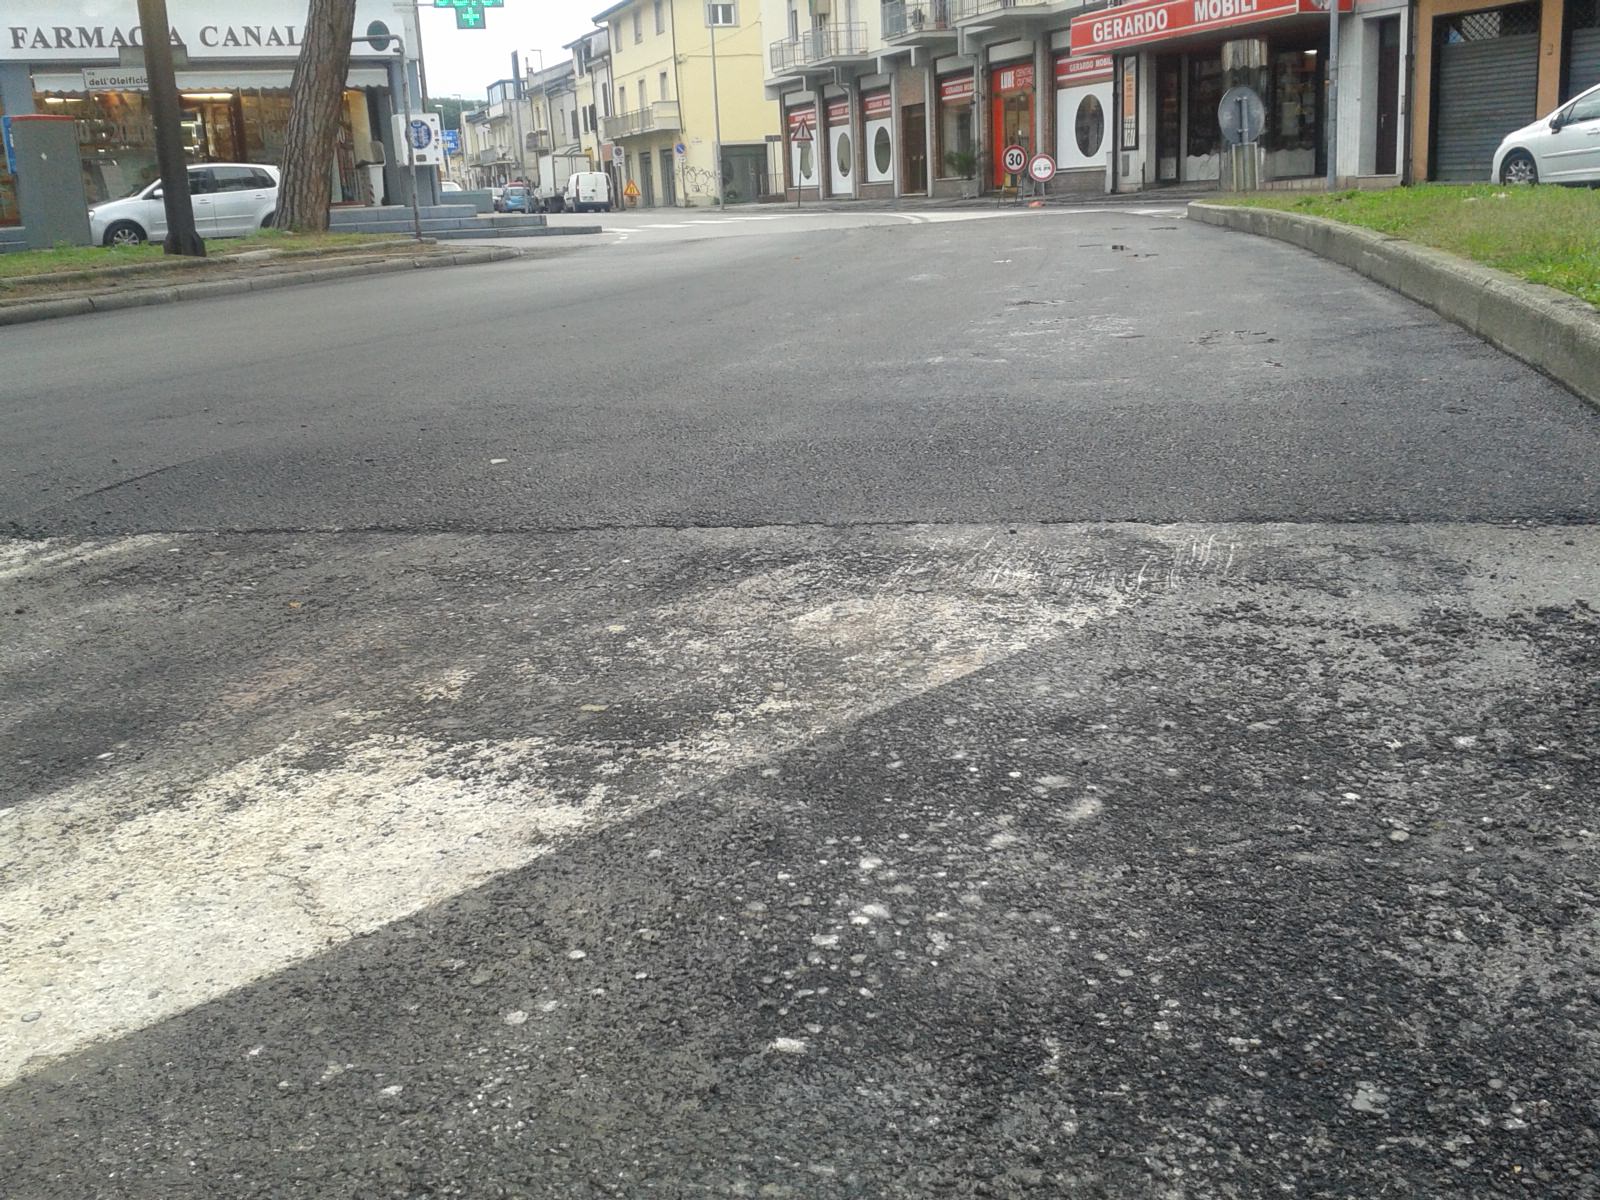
left=496, top=185, right=532, bottom=213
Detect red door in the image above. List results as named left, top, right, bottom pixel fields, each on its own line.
left=989, top=63, right=1035, bottom=187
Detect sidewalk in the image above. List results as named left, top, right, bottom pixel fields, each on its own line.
left=0, top=238, right=527, bottom=329
left=759, top=183, right=1217, bottom=213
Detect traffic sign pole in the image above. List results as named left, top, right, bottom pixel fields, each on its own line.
left=791, top=120, right=813, bottom=210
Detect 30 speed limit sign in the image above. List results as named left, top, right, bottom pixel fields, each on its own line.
left=1028, top=153, right=1057, bottom=183
left=1001, top=144, right=1027, bottom=175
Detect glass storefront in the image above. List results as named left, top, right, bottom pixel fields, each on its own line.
left=1266, top=42, right=1323, bottom=178
left=936, top=74, right=974, bottom=179
left=31, top=86, right=371, bottom=208
left=1151, top=28, right=1327, bottom=184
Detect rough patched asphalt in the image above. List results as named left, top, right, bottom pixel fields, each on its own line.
left=2, top=210, right=1598, bottom=1198
left=3, top=524, right=1598, bottom=1198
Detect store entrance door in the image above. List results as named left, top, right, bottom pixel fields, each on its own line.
left=659, top=148, right=678, bottom=206
left=902, top=103, right=927, bottom=193
left=1374, top=17, right=1401, bottom=174
left=1154, top=55, right=1182, bottom=183
left=989, top=63, right=1035, bottom=188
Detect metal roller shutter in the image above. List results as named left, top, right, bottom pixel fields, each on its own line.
left=1432, top=5, right=1540, bottom=181
left=1568, top=28, right=1600, bottom=97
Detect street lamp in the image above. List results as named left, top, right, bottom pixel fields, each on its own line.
left=525, top=49, right=557, bottom=164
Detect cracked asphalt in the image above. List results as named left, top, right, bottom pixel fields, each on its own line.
left=2, top=208, right=1598, bottom=1198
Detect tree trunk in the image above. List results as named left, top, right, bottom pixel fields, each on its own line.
left=275, top=0, right=359, bottom=232
left=136, top=0, right=205, bottom=256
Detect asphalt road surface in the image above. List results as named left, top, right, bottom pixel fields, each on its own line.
left=2, top=207, right=1598, bottom=1198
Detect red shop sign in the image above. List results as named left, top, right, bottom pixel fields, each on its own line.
left=991, top=62, right=1035, bottom=93
left=863, top=91, right=892, bottom=118
left=787, top=106, right=816, bottom=130
left=1070, top=0, right=1352, bottom=54
left=939, top=74, right=974, bottom=102
left=1054, top=53, right=1114, bottom=84
left=826, top=98, right=851, bottom=123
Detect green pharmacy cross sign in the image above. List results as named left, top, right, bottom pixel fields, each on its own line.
left=435, top=0, right=505, bottom=29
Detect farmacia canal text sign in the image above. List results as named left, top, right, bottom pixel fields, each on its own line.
left=3, top=0, right=399, bottom=60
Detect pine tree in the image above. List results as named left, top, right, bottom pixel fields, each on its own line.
left=275, top=0, right=359, bottom=231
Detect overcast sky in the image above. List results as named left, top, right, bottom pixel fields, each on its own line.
left=417, top=1, right=602, bottom=100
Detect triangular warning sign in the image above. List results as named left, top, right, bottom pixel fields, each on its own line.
left=791, top=121, right=813, bottom=143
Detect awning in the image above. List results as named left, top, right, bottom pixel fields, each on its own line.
left=1069, top=0, right=1350, bottom=55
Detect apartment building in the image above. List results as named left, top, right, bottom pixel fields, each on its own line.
left=461, top=77, right=523, bottom=188
left=568, top=27, right=619, bottom=197
left=595, top=0, right=783, bottom=206
left=760, top=0, right=1421, bottom=198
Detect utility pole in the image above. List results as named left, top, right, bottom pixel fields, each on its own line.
left=1326, top=0, right=1340, bottom=189
left=510, top=50, right=527, bottom=187
left=708, top=7, right=725, bottom=207
left=135, top=0, right=204, bottom=256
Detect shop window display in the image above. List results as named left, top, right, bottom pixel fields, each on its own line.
left=0, top=94, right=17, bottom=225
left=1185, top=55, right=1223, bottom=178
left=1265, top=46, right=1322, bottom=177
left=31, top=86, right=367, bottom=208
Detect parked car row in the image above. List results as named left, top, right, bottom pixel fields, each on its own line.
left=490, top=173, right=612, bottom=214
left=86, top=162, right=616, bottom=249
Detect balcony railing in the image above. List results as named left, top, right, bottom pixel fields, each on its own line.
left=951, top=0, right=1054, bottom=18
left=601, top=100, right=682, bottom=141
left=882, top=1, right=955, bottom=38
left=768, top=23, right=870, bottom=73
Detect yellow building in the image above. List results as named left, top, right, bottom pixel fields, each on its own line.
left=594, top=0, right=781, bottom=206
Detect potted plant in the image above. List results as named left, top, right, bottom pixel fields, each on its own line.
left=945, top=149, right=978, bottom=199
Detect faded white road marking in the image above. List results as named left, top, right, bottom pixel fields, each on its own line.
left=0, top=534, right=1186, bottom=1086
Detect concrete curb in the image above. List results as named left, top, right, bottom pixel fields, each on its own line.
left=1187, top=201, right=1600, bottom=411
left=0, top=245, right=522, bottom=329
left=0, top=238, right=432, bottom=292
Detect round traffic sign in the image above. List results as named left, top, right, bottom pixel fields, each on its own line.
left=1027, top=153, right=1056, bottom=183
left=1218, top=86, right=1266, bottom=146
left=1001, top=144, right=1027, bottom=175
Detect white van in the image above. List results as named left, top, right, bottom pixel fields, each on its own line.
left=564, top=171, right=612, bottom=214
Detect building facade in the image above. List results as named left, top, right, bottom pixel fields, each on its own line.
left=1410, top=0, right=1599, bottom=181
left=597, top=0, right=782, bottom=206
left=0, top=0, right=427, bottom=226
left=463, top=76, right=522, bottom=187
left=568, top=26, right=617, bottom=199
left=761, top=0, right=1416, bottom=198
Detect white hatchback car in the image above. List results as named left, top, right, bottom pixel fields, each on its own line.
left=1492, top=81, right=1600, bottom=185
left=89, top=163, right=280, bottom=246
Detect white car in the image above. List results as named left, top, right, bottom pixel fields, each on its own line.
left=1492, top=81, right=1600, bottom=185
left=441, top=179, right=464, bottom=193
left=88, top=163, right=280, bottom=247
